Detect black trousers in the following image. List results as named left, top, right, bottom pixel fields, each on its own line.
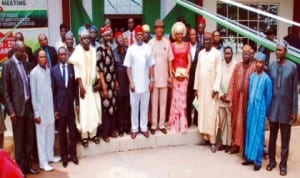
left=116, top=95, right=131, bottom=132
left=187, top=73, right=198, bottom=126
left=12, top=101, right=35, bottom=173
left=59, top=114, right=77, bottom=159
left=268, top=121, right=291, bottom=169
left=102, top=109, right=116, bottom=137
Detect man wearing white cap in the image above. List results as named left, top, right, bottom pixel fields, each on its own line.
left=266, top=40, right=298, bottom=176
left=243, top=52, right=272, bottom=171
left=68, top=26, right=102, bottom=147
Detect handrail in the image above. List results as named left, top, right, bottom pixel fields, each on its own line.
left=174, top=0, right=300, bottom=63
left=219, top=0, right=300, bottom=27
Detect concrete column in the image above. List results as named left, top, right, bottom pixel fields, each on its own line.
left=47, top=0, right=63, bottom=46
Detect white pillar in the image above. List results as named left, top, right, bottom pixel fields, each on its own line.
left=47, top=0, right=62, bottom=46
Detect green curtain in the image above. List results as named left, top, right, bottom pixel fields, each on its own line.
left=92, top=0, right=104, bottom=28
left=143, top=0, right=161, bottom=33
left=70, top=0, right=92, bottom=41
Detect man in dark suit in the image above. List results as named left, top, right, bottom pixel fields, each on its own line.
left=51, top=46, right=79, bottom=168
left=2, top=41, right=39, bottom=175
left=33, top=33, right=58, bottom=68
left=187, top=28, right=202, bottom=127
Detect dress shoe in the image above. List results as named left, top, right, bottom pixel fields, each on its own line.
left=71, top=157, right=79, bottom=165
left=26, top=168, right=40, bottom=174
left=280, top=167, right=287, bottom=176
left=81, top=138, right=89, bottom=147
left=91, top=136, right=100, bottom=144
left=210, top=144, right=217, bottom=153
left=218, top=145, right=226, bottom=151
left=41, top=164, right=54, bottom=172
left=228, top=145, right=240, bottom=154
left=62, top=158, right=68, bottom=168
left=199, top=140, right=210, bottom=146
left=266, top=162, right=276, bottom=171
left=150, top=129, right=156, bottom=135
left=119, top=131, right=124, bottom=137
left=159, top=128, right=167, bottom=134
left=141, top=131, right=149, bottom=138
left=102, top=136, right=110, bottom=143
left=254, top=164, right=261, bottom=171
left=242, top=160, right=254, bottom=166
left=131, top=132, right=137, bottom=139
left=110, top=131, right=118, bottom=138
left=224, top=146, right=230, bottom=153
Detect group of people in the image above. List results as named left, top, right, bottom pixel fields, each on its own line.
left=0, top=16, right=298, bottom=177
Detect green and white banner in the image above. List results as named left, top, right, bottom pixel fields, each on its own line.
left=0, top=0, right=48, bottom=64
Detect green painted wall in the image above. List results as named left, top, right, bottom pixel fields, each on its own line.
left=163, top=0, right=196, bottom=34
left=143, top=0, right=161, bottom=33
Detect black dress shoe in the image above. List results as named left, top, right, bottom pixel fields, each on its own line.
left=254, top=164, right=261, bottom=171
left=266, top=162, right=276, bottom=171
left=27, top=168, right=40, bottom=174
left=280, top=167, right=287, bottom=176
left=62, top=159, right=68, bottom=168
left=242, top=160, right=254, bottom=166
left=110, top=131, right=118, bottom=138
left=71, top=157, right=79, bottom=165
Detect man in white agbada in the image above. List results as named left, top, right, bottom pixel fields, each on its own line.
left=194, top=33, right=222, bottom=153
left=30, top=50, right=60, bottom=171
left=68, top=26, right=101, bottom=147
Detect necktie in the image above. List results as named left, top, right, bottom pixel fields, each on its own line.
left=45, top=47, right=52, bottom=68
left=19, top=62, right=30, bottom=98
left=130, top=32, right=134, bottom=45
left=62, top=64, right=67, bottom=87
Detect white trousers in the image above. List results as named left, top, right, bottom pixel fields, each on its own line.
left=130, top=91, right=150, bottom=132
left=35, top=123, right=55, bottom=168
left=218, top=106, right=232, bottom=146
left=151, top=87, right=168, bottom=129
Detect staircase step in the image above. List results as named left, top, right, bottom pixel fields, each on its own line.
left=78, top=127, right=201, bottom=158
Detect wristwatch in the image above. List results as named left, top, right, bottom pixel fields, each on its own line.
left=150, top=78, right=155, bottom=82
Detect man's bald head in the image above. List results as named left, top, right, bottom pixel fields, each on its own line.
left=242, top=44, right=252, bottom=64
left=14, top=40, right=27, bottom=61
left=38, top=33, right=48, bottom=47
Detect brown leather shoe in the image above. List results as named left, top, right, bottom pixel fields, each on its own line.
left=150, top=129, right=156, bottom=135
left=159, top=128, right=167, bottom=134
left=141, top=131, right=149, bottom=138
left=131, top=132, right=137, bottom=139
left=228, top=145, right=240, bottom=154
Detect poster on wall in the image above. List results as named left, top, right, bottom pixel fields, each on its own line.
left=0, top=0, right=48, bottom=67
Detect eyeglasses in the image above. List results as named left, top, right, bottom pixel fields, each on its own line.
left=59, top=53, right=66, bottom=56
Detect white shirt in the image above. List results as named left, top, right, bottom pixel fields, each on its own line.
left=190, top=42, right=197, bottom=61
left=123, top=43, right=155, bottom=93
left=123, top=30, right=136, bottom=45
left=60, top=63, right=68, bottom=87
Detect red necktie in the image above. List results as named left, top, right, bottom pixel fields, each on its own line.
left=130, top=32, right=134, bottom=45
